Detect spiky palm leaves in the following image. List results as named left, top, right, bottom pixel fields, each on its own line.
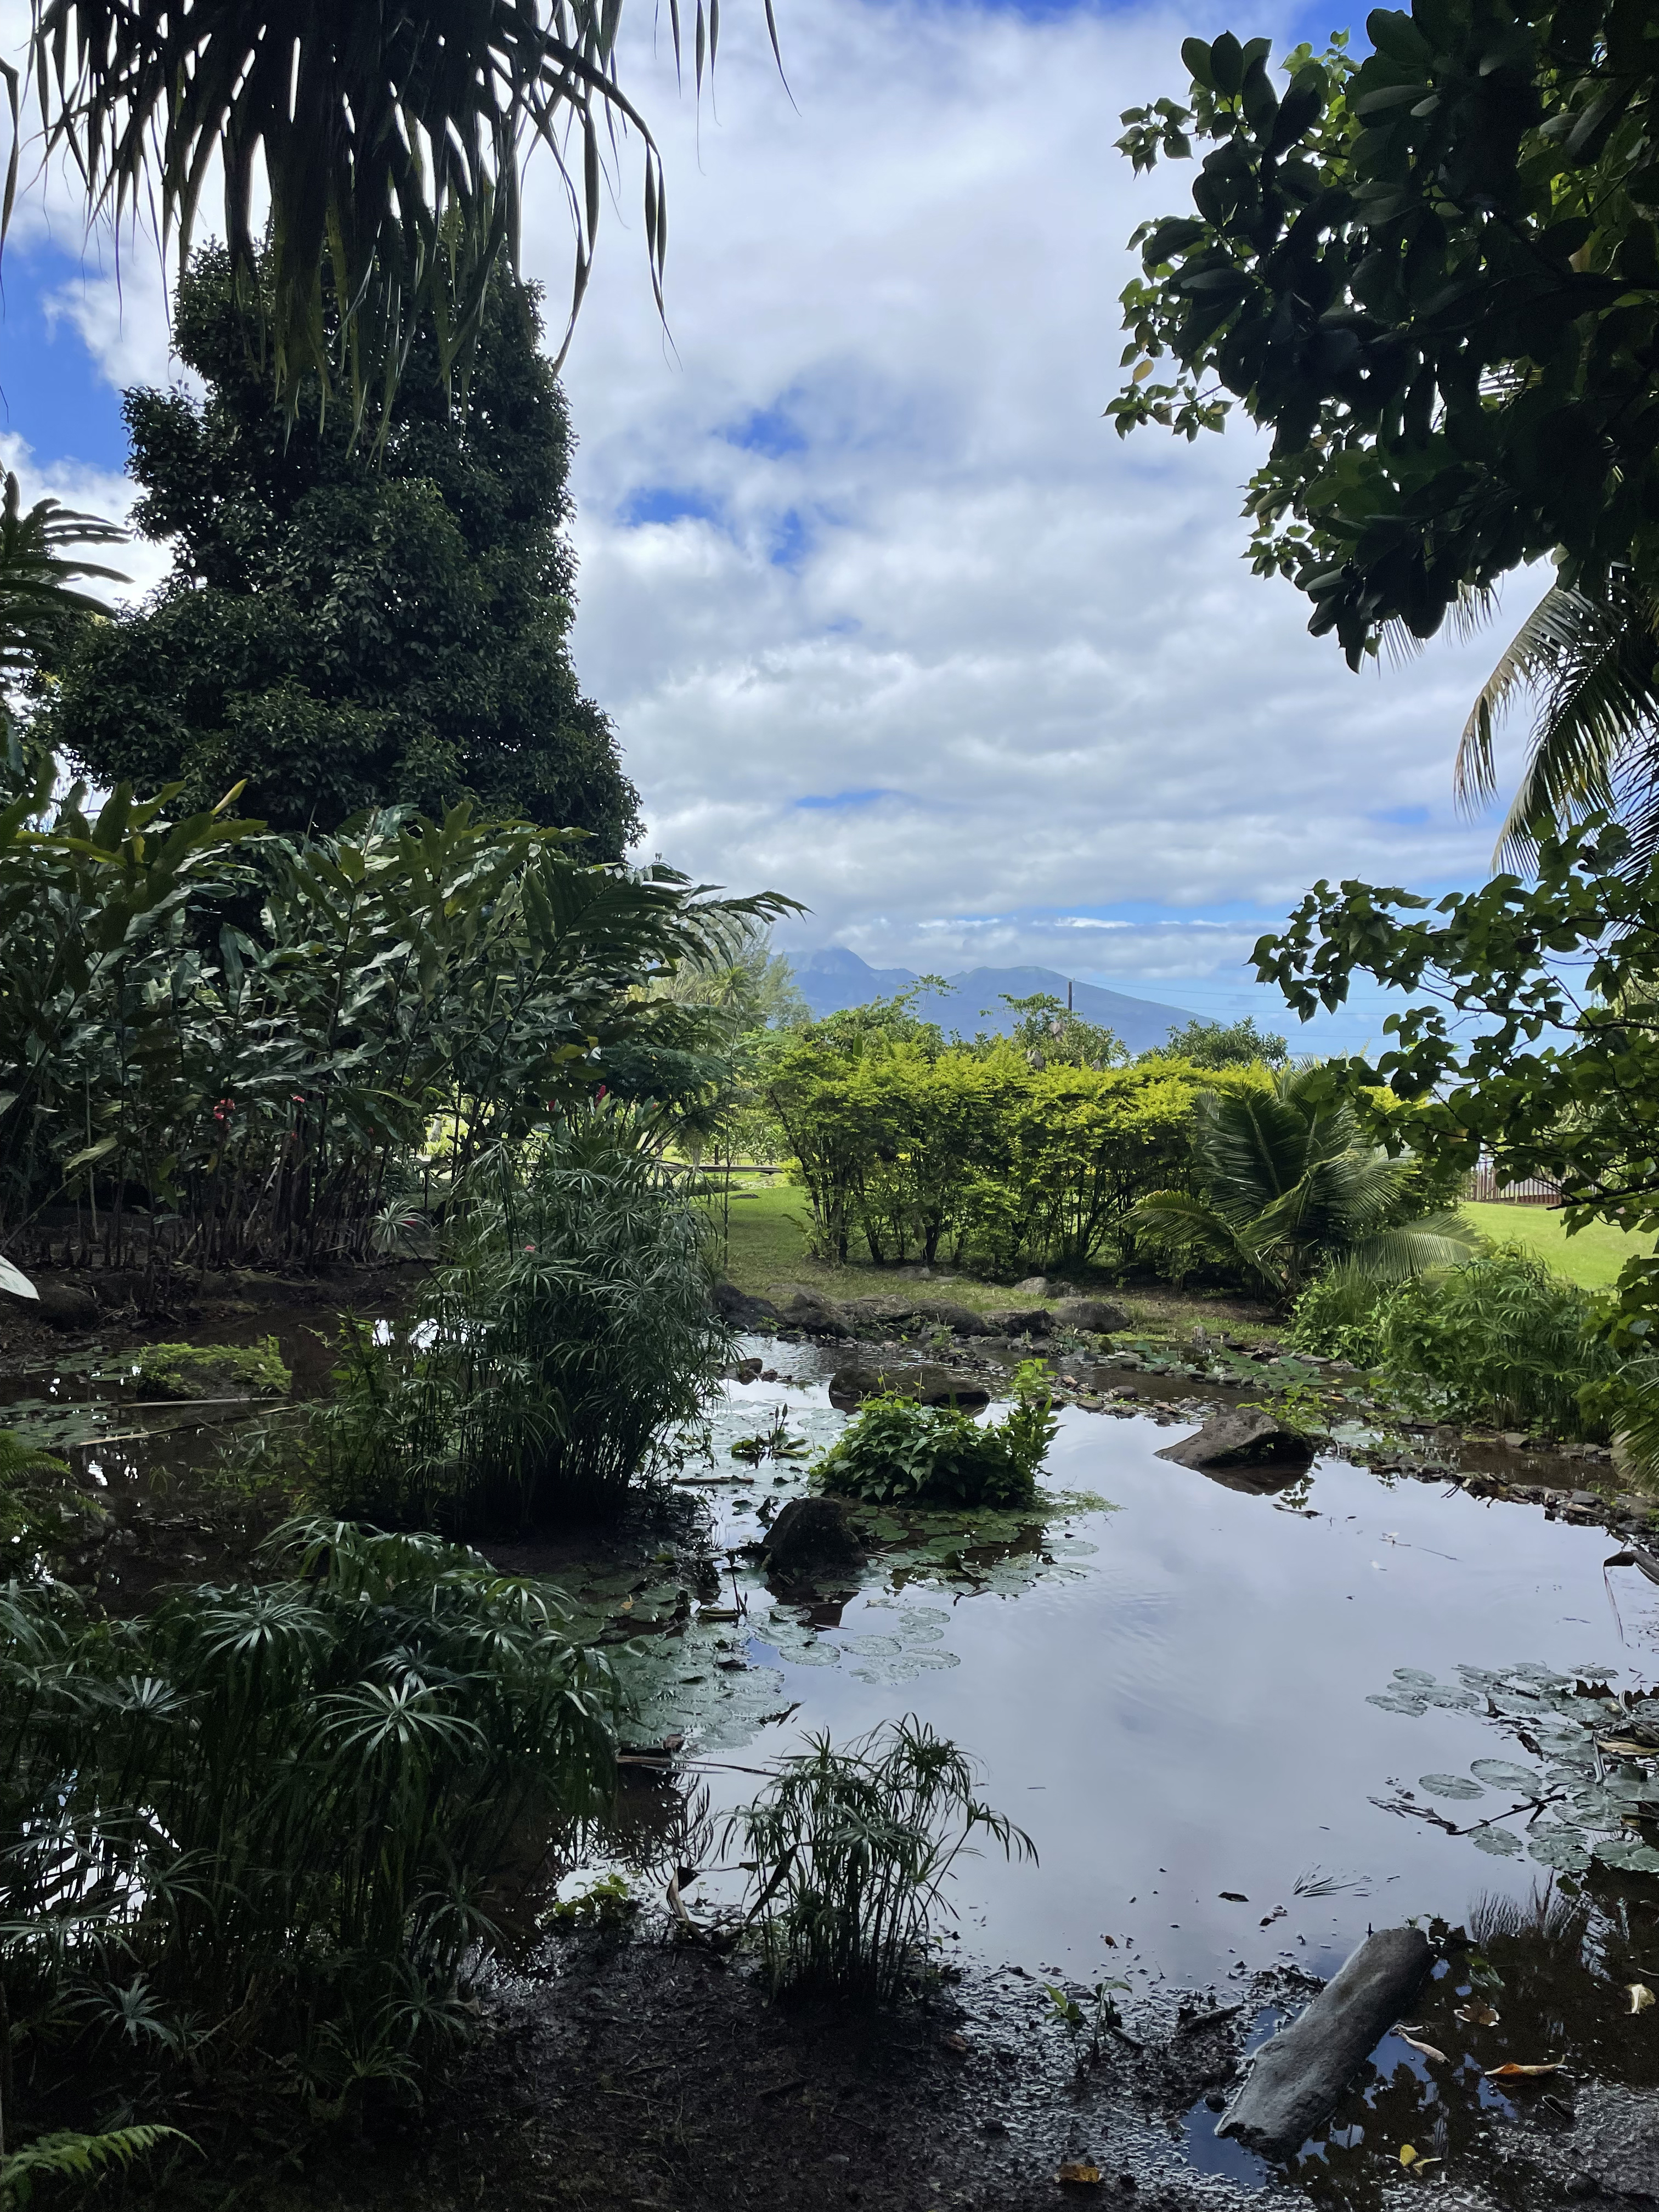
left=1130, top=1065, right=1475, bottom=1301
left=17, top=0, right=773, bottom=425
left=0, top=472, right=125, bottom=707
left=1, top=1521, right=618, bottom=2104
left=1454, top=567, right=1659, bottom=866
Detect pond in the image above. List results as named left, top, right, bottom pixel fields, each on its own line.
left=553, top=1335, right=1659, bottom=2197
left=10, top=1316, right=1659, bottom=2198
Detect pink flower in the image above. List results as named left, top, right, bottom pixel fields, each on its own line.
left=523, top=1243, right=537, bottom=1254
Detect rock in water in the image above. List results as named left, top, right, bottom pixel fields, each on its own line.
left=828, top=1363, right=992, bottom=1413
left=768, top=1285, right=853, bottom=1338
left=1053, top=1297, right=1130, bottom=1335
left=761, top=1497, right=867, bottom=1579
left=983, top=1307, right=1052, bottom=1338
left=713, top=1282, right=781, bottom=1330
left=1217, top=1927, right=1432, bottom=2158
left=1156, top=1407, right=1312, bottom=1472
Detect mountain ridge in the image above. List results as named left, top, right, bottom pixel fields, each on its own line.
left=792, top=947, right=1196, bottom=1054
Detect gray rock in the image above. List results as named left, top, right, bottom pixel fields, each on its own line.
left=924, top=1301, right=991, bottom=1338
left=1217, top=1927, right=1432, bottom=2158
left=34, top=1280, right=99, bottom=1329
left=1532, top=2083, right=1659, bottom=2201
left=1156, top=1407, right=1313, bottom=1472
left=1012, top=1275, right=1050, bottom=1296
left=840, top=1293, right=924, bottom=1330
left=983, top=1306, right=1052, bottom=1338
left=828, top=1362, right=992, bottom=1413
left=1053, top=1297, right=1130, bottom=1335
left=713, top=1282, right=780, bottom=1329
left=768, top=1285, right=853, bottom=1338
left=760, top=1497, right=867, bottom=1580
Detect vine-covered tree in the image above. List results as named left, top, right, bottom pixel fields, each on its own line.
left=47, top=251, right=639, bottom=848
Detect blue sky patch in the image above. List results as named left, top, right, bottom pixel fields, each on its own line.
left=619, top=484, right=723, bottom=528
left=794, top=788, right=897, bottom=811
left=725, top=402, right=806, bottom=458
left=0, top=242, right=129, bottom=475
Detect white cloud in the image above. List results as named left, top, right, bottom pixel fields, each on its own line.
left=0, top=432, right=172, bottom=606
left=528, top=0, right=1541, bottom=990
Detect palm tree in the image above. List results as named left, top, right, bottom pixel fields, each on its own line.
left=1453, top=565, right=1659, bottom=865
left=0, top=471, right=126, bottom=703
left=1129, top=1065, right=1476, bottom=1302
left=11, top=0, right=777, bottom=428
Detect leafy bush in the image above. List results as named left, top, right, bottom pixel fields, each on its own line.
left=811, top=1362, right=1057, bottom=1509
left=1, top=1521, right=618, bottom=2115
left=1378, top=1245, right=1620, bottom=1438
left=1288, top=1272, right=1393, bottom=1367
left=725, top=1719, right=1032, bottom=2002
left=319, top=1122, right=728, bottom=1529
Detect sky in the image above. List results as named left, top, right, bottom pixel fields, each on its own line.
left=0, top=0, right=1545, bottom=1054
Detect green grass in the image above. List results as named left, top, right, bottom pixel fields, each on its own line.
left=703, top=1173, right=1280, bottom=1341
left=1460, top=1202, right=1654, bottom=1291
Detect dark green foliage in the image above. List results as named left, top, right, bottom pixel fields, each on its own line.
left=1112, top=8, right=1659, bottom=664
left=0, top=764, right=789, bottom=1266
left=0, top=1520, right=618, bottom=2112
left=46, top=251, right=637, bottom=846
left=1380, top=1245, right=1619, bottom=1437
left=990, top=990, right=1128, bottom=1071
left=724, top=1718, right=1034, bottom=2002
left=1131, top=1064, right=1475, bottom=1299
left=319, top=1122, right=729, bottom=1529
left=812, top=1364, right=1057, bottom=1510
left=1160, top=1014, right=1289, bottom=1068
left=136, top=1338, right=291, bottom=1399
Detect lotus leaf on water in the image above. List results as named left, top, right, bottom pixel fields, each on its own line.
left=1419, top=1774, right=1485, bottom=1801
left=1470, top=1759, right=1543, bottom=1792
left=1528, top=1830, right=1593, bottom=1871
left=1471, top=1829, right=1525, bottom=1857
left=1594, top=1836, right=1659, bottom=1874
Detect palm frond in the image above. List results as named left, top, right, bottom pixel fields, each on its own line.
left=1456, top=571, right=1659, bottom=866
left=18, top=0, right=772, bottom=427
left=0, top=471, right=127, bottom=689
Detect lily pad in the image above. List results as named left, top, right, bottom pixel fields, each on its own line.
left=1470, top=1759, right=1542, bottom=1792
left=1594, top=1836, right=1659, bottom=1875
left=1471, top=1828, right=1525, bottom=1857
left=1420, top=1774, right=1485, bottom=1802
left=1368, top=1694, right=1429, bottom=1716
left=1392, top=1668, right=1440, bottom=1688
left=1529, top=1830, right=1593, bottom=1872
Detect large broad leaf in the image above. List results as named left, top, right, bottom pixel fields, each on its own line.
left=0, top=1252, right=38, bottom=1300
left=1593, top=1835, right=1659, bottom=1875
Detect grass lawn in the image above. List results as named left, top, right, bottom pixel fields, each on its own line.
left=704, top=1172, right=1280, bottom=1341
left=1460, top=1200, right=1652, bottom=1290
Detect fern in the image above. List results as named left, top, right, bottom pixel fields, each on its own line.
left=1, top=2125, right=190, bottom=2208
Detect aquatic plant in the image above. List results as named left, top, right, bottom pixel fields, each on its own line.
left=135, top=1337, right=291, bottom=1400
left=811, top=1362, right=1057, bottom=1510
left=0, top=1520, right=618, bottom=2115
left=318, top=1120, right=729, bottom=1529
left=1378, top=1245, right=1618, bottom=1438
left=726, top=1718, right=1034, bottom=2002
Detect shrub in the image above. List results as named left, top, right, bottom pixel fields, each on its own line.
left=811, top=1362, right=1057, bottom=1509
left=725, top=1719, right=1033, bottom=2002
left=1, top=1521, right=618, bottom=2114
left=1288, top=1272, right=1394, bottom=1367
left=318, top=1122, right=729, bottom=1530
left=1378, top=1244, right=1620, bottom=1437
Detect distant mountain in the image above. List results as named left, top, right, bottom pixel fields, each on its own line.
left=791, top=949, right=1195, bottom=1056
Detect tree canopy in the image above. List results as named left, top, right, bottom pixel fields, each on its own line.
left=1113, top=4, right=1659, bottom=667
left=46, top=252, right=638, bottom=849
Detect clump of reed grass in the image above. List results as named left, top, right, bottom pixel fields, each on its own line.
left=725, top=1718, right=1033, bottom=2003
left=317, top=1120, right=729, bottom=1530
left=1, top=1519, right=618, bottom=2117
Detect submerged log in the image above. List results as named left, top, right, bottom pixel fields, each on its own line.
left=1216, top=1926, right=1432, bottom=2158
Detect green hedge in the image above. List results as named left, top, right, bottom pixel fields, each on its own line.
left=764, top=1036, right=1266, bottom=1274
